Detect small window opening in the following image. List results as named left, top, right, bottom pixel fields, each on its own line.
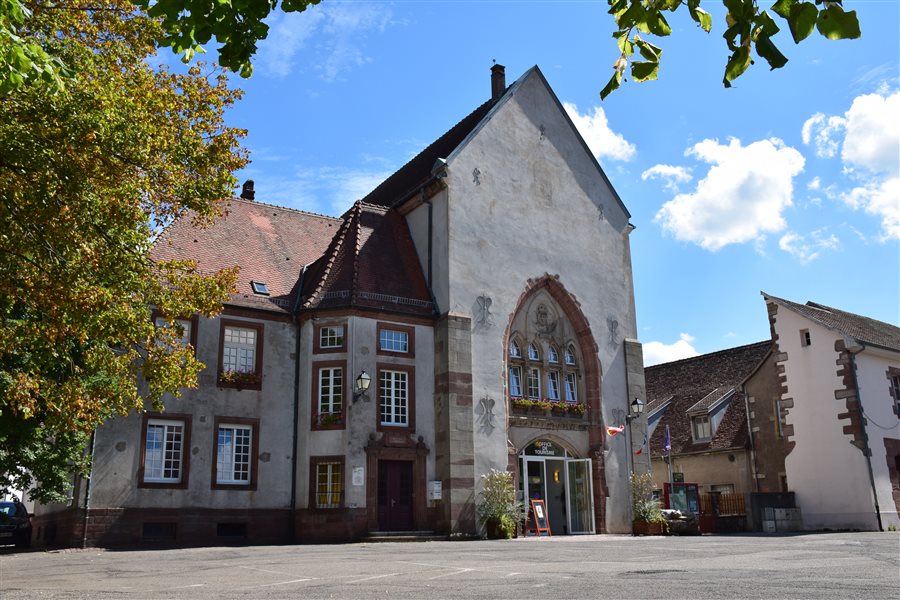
left=800, top=329, right=811, bottom=347
left=250, top=281, right=269, bottom=296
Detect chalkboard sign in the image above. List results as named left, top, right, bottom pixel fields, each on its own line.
left=527, top=499, right=552, bottom=536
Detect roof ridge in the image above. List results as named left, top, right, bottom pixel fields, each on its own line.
left=228, top=196, right=341, bottom=221
left=302, top=213, right=353, bottom=307
left=349, top=202, right=363, bottom=305
left=645, top=340, right=770, bottom=370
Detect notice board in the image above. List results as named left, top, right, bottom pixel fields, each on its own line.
left=527, top=499, right=551, bottom=536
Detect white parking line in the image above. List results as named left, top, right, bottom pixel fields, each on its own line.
left=257, top=578, right=312, bottom=588
left=427, top=568, right=474, bottom=580
left=348, top=572, right=401, bottom=583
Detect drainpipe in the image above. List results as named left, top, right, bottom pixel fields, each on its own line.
left=81, top=430, right=96, bottom=548
left=289, top=264, right=310, bottom=542
left=846, top=344, right=883, bottom=531
left=742, top=385, right=762, bottom=494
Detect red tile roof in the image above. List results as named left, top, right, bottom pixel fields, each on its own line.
left=301, top=202, right=432, bottom=317
left=646, top=341, right=771, bottom=457
left=152, top=198, right=340, bottom=313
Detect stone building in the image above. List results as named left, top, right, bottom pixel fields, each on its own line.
left=32, top=65, right=647, bottom=546
left=763, top=293, right=900, bottom=531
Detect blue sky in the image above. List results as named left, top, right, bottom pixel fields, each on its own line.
left=168, top=1, right=899, bottom=365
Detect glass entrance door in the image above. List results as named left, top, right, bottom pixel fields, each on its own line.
left=565, top=459, right=594, bottom=534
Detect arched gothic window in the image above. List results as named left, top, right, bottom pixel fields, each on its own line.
left=527, top=343, right=540, bottom=361
left=548, top=345, right=560, bottom=363
left=509, top=340, right=522, bottom=359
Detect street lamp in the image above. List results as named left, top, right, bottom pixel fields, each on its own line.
left=626, top=397, right=644, bottom=475
left=353, top=370, right=371, bottom=403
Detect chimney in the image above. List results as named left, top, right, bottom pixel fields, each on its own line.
left=491, top=63, right=506, bottom=101
left=240, top=179, right=255, bottom=201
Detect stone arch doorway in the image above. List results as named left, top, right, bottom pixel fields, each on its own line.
left=504, top=274, right=608, bottom=532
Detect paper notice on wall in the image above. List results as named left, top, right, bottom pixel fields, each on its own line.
left=352, top=466, right=365, bottom=487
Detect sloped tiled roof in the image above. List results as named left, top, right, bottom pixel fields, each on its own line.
left=152, top=198, right=339, bottom=313
left=360, top=97, right=499, bottom=208
left=300, top=202, right=432, bottom=317
left=763, top=293, right=900, bottom=352
left=686, top=387, right=735, bottom=415
left=646, top=341, right=771, bottom=457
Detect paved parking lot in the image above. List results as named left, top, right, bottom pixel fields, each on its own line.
left=2, top=532, right=898, bottom=599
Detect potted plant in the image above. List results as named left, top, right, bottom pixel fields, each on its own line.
left=476, top=469, right=526, bottom=539
left=510, top=397, right=533, bottom=412
left=218, top=370, right=261, bottom=389
left=567, top=403, right=586, bottom=417
left=631, top=472, right=668, bottom=535
left=318, top=412, right=343, bottom=427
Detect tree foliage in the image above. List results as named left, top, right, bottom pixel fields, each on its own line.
left=601, top=0, right=861, bottom=98
left=0, top=1, right=245, bottom=502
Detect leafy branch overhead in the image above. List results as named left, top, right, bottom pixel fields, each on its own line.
left=602, top=0, right=861, bottom=99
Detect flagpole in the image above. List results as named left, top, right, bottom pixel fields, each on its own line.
left=665, top=425, right=673, bottom=507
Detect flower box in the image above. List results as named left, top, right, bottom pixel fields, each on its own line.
left=218, top=370, right=261, bottom=389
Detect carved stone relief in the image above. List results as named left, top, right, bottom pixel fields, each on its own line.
left=473, top=294, right=494, bottom=330
left=476, top=395, right=496, bottom=435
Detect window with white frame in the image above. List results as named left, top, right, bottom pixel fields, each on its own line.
left=509, top=340, right=522, bottom=358
left=319, top=326, right=344, bottom=350
left=692, top=415, right=712, bottom=441
left=315, top=461, right=342, bottom=508
left=155, top=317, right=192, bottom=347
left=564, top=346, right=577, bottom=366
left=379, top=370, right=408, bottom=426
left=527, top=343, right=540, bottom=361
left=318, top=366, right=343, bottom=415
left=223, top=326, right=257, bottom=373
left=547, top=371, right=561, bottom=401
left=548, top=345, right=559, bottom=363
left=565, top=373, right=578, bottom=402
left=144, top=419, right=184, bottom=483
left=216, top=424, right=252, bottom=485
left=379, top=329, right=409, bottom=353
left=509, top=366, right=523, bottom=397
left=527, top=367, right=541, bottom=399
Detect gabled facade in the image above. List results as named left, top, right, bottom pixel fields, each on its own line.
left=763, top=293, right=900, bottom=531
left=31, top=65, right=645, bottom=546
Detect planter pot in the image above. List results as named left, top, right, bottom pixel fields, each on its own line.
left=632, top=519, right=665, bottom=536
left=485, top=517, right=516, bottom=539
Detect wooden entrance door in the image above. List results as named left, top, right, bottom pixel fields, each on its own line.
left=377, top=460, right=414, bottom=531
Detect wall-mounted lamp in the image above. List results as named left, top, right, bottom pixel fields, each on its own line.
left=353, top=370, right=371, bottom=403
left=627, top=397, right=644, bottom=421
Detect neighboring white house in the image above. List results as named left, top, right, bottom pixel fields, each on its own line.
left=763, top=293, right=900, bottom=531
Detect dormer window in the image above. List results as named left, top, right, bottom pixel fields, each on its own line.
left=548, top=345, right=559, bottom=363
left=250, top=281, right=269, bottom=296
left=692, top=415, right=711, bottom=442
left=527, top=343, right=540, bottom=361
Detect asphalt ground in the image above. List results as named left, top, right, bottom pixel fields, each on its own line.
left=1, top=532, right=898, bottom=599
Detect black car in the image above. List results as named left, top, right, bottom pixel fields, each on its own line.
left=0, top=500, right=32, bottom=548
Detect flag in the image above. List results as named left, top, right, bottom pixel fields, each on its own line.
left=606, top=425, right=625, bottom=437
left=634, top=432, right=647, bottom=455
left=664, top=424, right=672, bottom=454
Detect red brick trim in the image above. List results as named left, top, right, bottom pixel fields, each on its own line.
left=503, top=273, right=607, bottom=532
left=151, top=310, right=199, bottom=353
left=309, top=455, right=346, bottom=510
left=298, top=308, right=434, bottom=328
left=766, top=301, right=795, bottom=456
left=884, top=438, right=900, bottom=513
left=311, top=360, right=347, bottom=431
left=376, top=322, right=416, bottom=358
left=210, top=416, right=259, bottom=491
left=376, top=362, right=416, bottom=433
left=138, top=412, right=192, bottom=490
left=216, top=319, right=264, bottom=391
left=834, top=339, right=867, bottom=453
left=313, top=321, right=348, bottom=354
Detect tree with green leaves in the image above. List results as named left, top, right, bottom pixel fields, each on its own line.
left=602, top=0, right=861, bottom=98
left=0, top=1, right=245, bottom=502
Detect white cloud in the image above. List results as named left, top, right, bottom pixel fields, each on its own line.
left=654, top=138, right=805, bottom=250
left=257, top=3, right=394, bottom=81
left=240, top=165, right=393, bottom=216
left=807, top=177, right=821, bottom=191
left=563, top=102, right=636, bottom=162
left=841, top=177, right=900, bottom=240
left=841, top=91, right=900, bottom=175
left=641, top=164, right=693, bottom=191
left=778, top=228, right=841, bottom=264
left=801, top=113, right=845, bottom=158
left=643, top=333, right=700, bottom=367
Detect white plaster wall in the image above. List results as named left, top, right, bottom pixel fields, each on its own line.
left=296, top=315, right=435, bottom=509
left=853, top=348, right=900, bottom=529
left=91, top=313, right=296, bottom=509
left=441, top=71, right=636, bottom=533
left=776, top=308, right=878, bottom=530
